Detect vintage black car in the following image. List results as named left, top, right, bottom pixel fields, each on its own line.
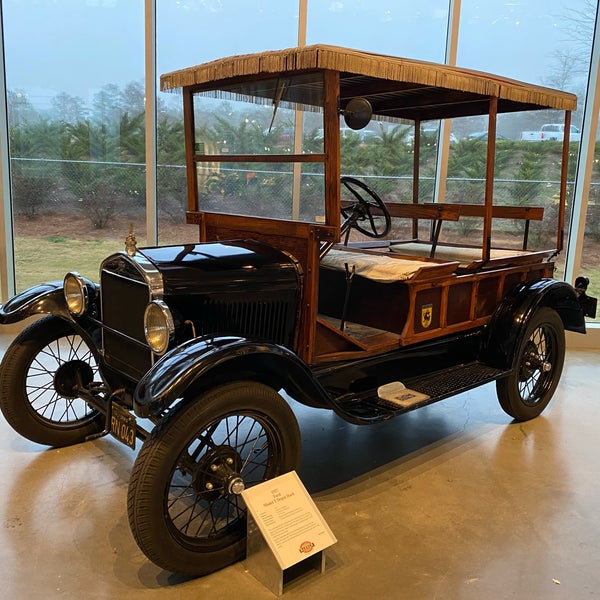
left=0, top=45, right=596, bottom=576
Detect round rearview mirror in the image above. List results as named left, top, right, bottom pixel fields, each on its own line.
left=343, top=98, right=373, bottom=130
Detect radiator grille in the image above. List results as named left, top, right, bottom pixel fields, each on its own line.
left=197, top=298, right=293, bottom=346
left=101, top=268, right=153, bottom=379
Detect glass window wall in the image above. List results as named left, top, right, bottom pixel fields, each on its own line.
left=3, top=0, right=145, bottom=291
left=306, top=0, right=449, bottom=62
left=155, top=0, right=300, bottom=244
left=580, top=117, right=600, bottom=308
left=457, top=0, right=597, bottom=323
left=0, top=0, right=599, bottom=337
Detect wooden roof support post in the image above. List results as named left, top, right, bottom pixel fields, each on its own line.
left=412, top=120, right=421, bottom=240
left=183, top=88, right=199, bottom=213
left=323, top=69, right=341, bottom=235
left=557, top=110, right=571, bottom=253
left=482, top=97, right=498, bottom=262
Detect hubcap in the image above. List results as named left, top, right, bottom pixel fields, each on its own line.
left=520, top=341, right=551, bottom=381
left=53, top=360, right=94, bottom=398
left=193, top=446, right=244, bottom=498
left=228, top=477, right=246, bottom=495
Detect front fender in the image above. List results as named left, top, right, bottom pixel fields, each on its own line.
left=0, top=281, right=70, bottom=324
left=483, top=278, right=584, bottom=370
left=133, top=335, right=331, bottom=418
left=0, top=278, right=99, bottom=325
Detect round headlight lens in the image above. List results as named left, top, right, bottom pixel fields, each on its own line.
left=64, top=272, right=87, bottom=317
left=144, top=300, right=175, bottom=355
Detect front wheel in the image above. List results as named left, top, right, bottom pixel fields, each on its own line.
left=127, top=381, right=301, bottom=576
left=496, top=307, right=565, bottom=421
left=0, top=316, right=104, bottom=446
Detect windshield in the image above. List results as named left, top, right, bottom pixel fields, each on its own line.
left=191, top=72, right=326, bottom=223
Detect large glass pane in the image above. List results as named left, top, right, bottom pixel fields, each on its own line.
left=580, top=116, right=600, bottom=321
left=306, top=1, right=449, bottom=62
left=192, top=74, right=324, bottom=157
left=156, top=0, right=300, bottom=244
left=4, top=0, right=145, bottom=291
left=191, top=73, right=325, bottom=223
left=457, top=0, right=596, bottom=280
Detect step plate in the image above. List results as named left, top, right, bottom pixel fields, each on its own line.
left=334, top=362, right=508, bottom=424
left=407, top=363, right=506, bottom=400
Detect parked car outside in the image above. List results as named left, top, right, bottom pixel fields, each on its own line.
left=520, top=123, right=581, bottom=142
left=467, top=130, right=509, bottom=141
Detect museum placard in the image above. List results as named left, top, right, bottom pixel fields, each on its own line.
left=241, top=471, right=337, bottom=569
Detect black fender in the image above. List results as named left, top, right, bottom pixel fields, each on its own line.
left=0, top=278, right=99, bottom=325
left=133, top=335, right=332, bottom=418
left=0, top=281, right=70, bottom=324
left=482, top=278, right=584, bottom=371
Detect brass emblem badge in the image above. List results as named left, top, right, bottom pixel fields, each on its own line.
left=421, top=304, right=433, bottom=328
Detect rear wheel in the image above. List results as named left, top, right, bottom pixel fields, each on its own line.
left=127, top=381, right=301, bottom=576
left=0, top=316, right=104, bottom=446
left=496, top=307, right=565, bottom=421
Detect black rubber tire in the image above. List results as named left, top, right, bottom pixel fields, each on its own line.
left=496, top=307, right=565, bottom=421
left=0, top=316, right=104, bottom=446
left=127, top=381, right=301, bottom=576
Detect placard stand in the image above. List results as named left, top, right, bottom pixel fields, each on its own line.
left=245, top=515, right=326, bottom=596
left=241, top=471, right=336, bottom=596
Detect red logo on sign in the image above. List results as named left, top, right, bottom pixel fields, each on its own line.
left=299, top=541, right=315, bottom=554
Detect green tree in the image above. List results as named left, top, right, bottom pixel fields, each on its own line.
left=119, top=112, right=145, bottom=162
left=50, top=92, right=88, bottom=124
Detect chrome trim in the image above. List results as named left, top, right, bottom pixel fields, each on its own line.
left=63, top=272, right=88, bottom=317
left=100, top=250, right=164, bottom=299
left=144, top=299, right=175, bottom=355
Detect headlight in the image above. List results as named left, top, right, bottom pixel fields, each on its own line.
left=64, top=272, right=88, bottom=317
left=144, top=300, right=175, bottom=355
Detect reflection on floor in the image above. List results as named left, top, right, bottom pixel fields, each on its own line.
left=0, top=329, right=598, bottom=599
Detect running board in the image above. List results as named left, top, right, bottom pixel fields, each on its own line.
left=333, top=362, right=508, bottom=424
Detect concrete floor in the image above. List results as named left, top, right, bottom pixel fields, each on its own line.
left=0, top=328, right=598, bottom=600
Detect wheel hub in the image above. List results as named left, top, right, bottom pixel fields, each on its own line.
left=53, top=360, right=94, bottom=399
left=520, top=341, right=551, bottom=381
left=193, top=446, right=245, bottom=498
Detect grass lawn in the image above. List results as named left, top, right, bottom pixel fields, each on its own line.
left=12, top=233, right=600, bottom=325
left=14, top=236, right=123, bottom=291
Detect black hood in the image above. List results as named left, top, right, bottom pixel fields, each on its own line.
left=138, top=239, right=301, bottom=295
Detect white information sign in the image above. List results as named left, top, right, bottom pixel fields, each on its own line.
left=242, top=471, right=337, bottom=570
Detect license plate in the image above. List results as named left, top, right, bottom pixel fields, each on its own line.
left=110, top=403, right=136, bottom=449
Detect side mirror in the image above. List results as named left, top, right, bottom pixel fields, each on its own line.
left=342, top=98, right=372, bottom=130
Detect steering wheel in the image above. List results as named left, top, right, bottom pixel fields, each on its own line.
left=340, top=176, right=391, bottom=239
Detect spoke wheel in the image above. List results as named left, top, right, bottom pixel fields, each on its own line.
left=496, top=307, right=565, bottom=421
left=0, top=316, right=104, bottom=446
left=127, top=381, right=301, bottom=576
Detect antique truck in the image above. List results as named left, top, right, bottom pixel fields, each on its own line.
left=0, top=45, right=596, bottom=576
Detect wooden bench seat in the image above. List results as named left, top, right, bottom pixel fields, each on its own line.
left=379, top=202, right=546, bottom=254
left=389, top=241, right=553, bottom=269
left=320, top=248, right=457, bottom=282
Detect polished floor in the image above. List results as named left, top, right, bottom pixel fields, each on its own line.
left=0, top=328, right=598, bottom=599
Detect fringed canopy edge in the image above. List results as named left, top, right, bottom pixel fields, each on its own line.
left=160, top=44, right=577, bottom=112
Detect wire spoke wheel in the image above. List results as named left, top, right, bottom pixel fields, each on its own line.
left=167, top=413, right=274, bottom=543
left=127, top=381, right=301, bottom=576
left=517, top=331, right=554, bottom=406
left=0, top=316, right=104, bottom=446
left=497, top=307, right=565, bottom=421
left=27, top=333, right=98, bottom=426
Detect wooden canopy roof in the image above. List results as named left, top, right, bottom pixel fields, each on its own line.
left=160, top=44, right=577, bottom=121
